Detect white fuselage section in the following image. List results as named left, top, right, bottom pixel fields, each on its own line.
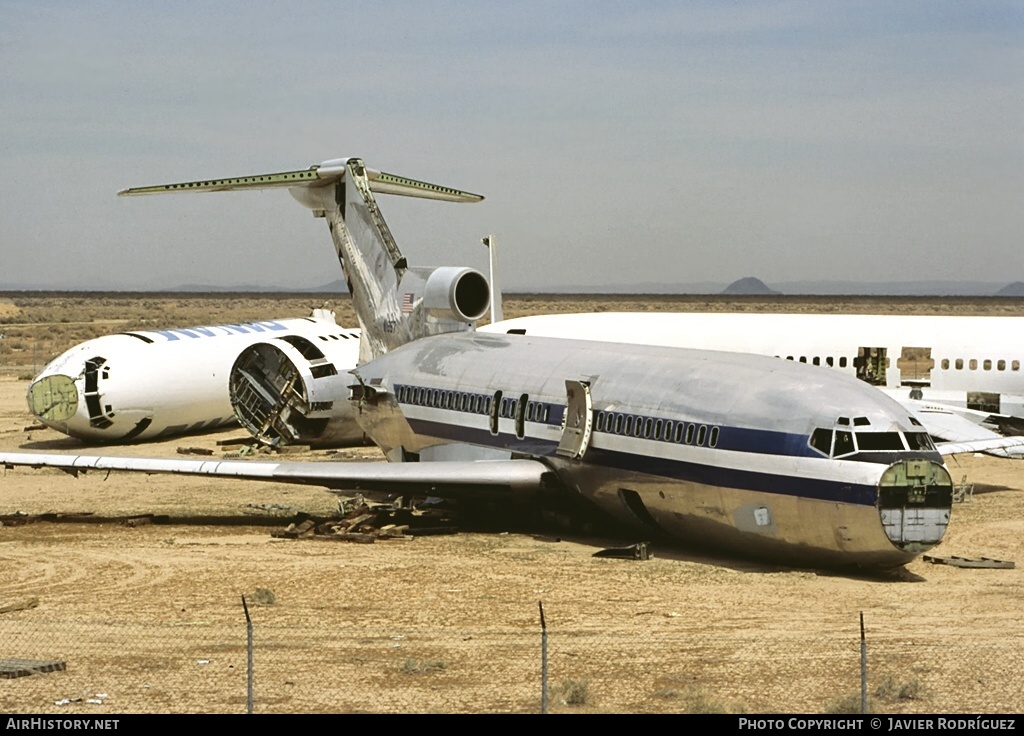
left=483, top=312, right=1024, bottom=417
left=28, top=317, right=361, bottom=443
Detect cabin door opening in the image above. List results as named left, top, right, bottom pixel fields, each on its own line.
left=556, top=380, right=593, bottom=459
left=854, top=347, right=888, bottom=386
left=896, top=347, right=934, bottom=388
left=967, top=392, right=1001, bottom=414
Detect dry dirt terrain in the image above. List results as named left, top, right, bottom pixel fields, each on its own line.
left=1, top=295, right=1023, bottom=714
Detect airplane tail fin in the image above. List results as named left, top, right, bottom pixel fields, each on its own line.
left=120, top=157, right=489, bottom=361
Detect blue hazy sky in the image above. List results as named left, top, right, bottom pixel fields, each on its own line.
left=1, top=1, right=1021, bottom=291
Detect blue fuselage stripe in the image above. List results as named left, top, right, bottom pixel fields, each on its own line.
left=404, top=416, right=880, bottom=506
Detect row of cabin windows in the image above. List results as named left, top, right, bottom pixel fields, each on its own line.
left=784, top=355, right=1021, bottom=372
left=316, top=332, right=359, bottom=342
left=395, top=383, right=721, bottom=449
left=785, top=356, right=850, bottom=368
left=595, top=410, right=720, bottom=448
left=941, top=358, right=1020, bottom=371
left=394, top=384, right=554, bottom=424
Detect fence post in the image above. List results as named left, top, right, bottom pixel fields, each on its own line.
left=539, top=600, right=547, bottom=714
left=243, top=595, right=253, bottom=714
left=860, top=612, right=867, bottom=714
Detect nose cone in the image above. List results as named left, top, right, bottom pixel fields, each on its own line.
left=27, top=374, right=79, bottom=425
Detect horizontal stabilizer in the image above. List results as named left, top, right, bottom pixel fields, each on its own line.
left=118, top=158, right=484, bottom=203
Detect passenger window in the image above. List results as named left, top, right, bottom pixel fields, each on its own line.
left=941, top=359, right=949, bottom=370
left=826, top=357, right=834, bottom=367
left=956, top=359, right=963, bottom=370
left=983, top=360, right=992, bottom=371
left=696, top=425, right=707, bottom=446
left=1014, top=361, right=1021, bottom=371
left=839, top=357, right=848, bottom=368
left=998, top=360, right=1006, bottom=371
left=685, top=424, right=695, bottom=444
left=812, top=357, right=820, bottom=366
left=709, top=426, right=719, bottom=447
left=969, top=359, right=977, bottom=370
left=673, top=422, right=684, bottom=443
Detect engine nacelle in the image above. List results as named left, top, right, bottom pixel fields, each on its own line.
left=420, top=266, right=490, bottom=323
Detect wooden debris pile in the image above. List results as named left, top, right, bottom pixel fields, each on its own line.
left=272, top=495, right=459, bottom=543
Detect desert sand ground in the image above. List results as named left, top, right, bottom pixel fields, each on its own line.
left=1, top=295, right=1023, bottom=714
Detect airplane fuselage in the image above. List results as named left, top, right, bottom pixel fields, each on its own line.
left=484, top=313, right=1024, bottom=418
left=352, top=331, right=953, bottom=568
left=28, top=317, right=361, bottom=443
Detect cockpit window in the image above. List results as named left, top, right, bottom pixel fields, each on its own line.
left=810, top=428, right=832, bottom=456
left=904, top=432, right=936, bottom=452
left=856, top=432, right=906, bottom=451
left=833, top=431, right=855, bottom=457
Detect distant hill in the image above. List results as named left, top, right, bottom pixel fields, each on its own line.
left=996, top=282, right=1024, bottom=297
left=721, top=277, right=779, bottom=295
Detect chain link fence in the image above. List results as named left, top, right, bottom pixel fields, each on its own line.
left=2, top=601, right=1021, bottom=713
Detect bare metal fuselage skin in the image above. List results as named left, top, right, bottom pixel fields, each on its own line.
left=352, top=331, right=952, bottom=568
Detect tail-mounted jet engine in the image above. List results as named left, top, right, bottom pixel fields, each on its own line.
left=400, top=266, right=490, bottom=338
left=230, top=266, right=489, bottom=447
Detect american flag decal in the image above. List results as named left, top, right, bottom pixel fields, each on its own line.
left=401, top=293, right=414, bottom=314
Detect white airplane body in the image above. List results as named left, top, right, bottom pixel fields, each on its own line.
left=484, top=312, right=1024, bottom=420
left=27, top=312, right=362, bottom=444
left=2, top=155, right=979, bottom=569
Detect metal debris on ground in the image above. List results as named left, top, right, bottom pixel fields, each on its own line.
left=176, top=446, right=214, bottom=456
left=922, top=554, right=1015, bottom=569
left=272, top=495, right=459, bottom=542
left=592, top=542, right=653, bottom=560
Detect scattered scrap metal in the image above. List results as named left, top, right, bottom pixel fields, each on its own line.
left=592, top=542, right=653, bottom=560
left=272, top=495, right=459, bottom=543
left=923, top=554, right=1015, bottom=569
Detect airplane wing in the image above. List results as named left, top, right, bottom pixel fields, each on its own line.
left=0, top=452, right=553, bottom=501
left=935, top=437, right=1024, bottom=458
left=900, top=399, right=1006, bottom=443
left=894, top=400, right=1024, bottom=457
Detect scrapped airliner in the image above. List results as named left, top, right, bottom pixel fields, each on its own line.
left=0, top=157, right=958, bottom=569
left=27, top=308, right=363, bottom=444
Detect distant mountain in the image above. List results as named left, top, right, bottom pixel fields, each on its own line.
left=722, top=277, right=779, bottom=295
left=995, top=282, right=1024, bottom=297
